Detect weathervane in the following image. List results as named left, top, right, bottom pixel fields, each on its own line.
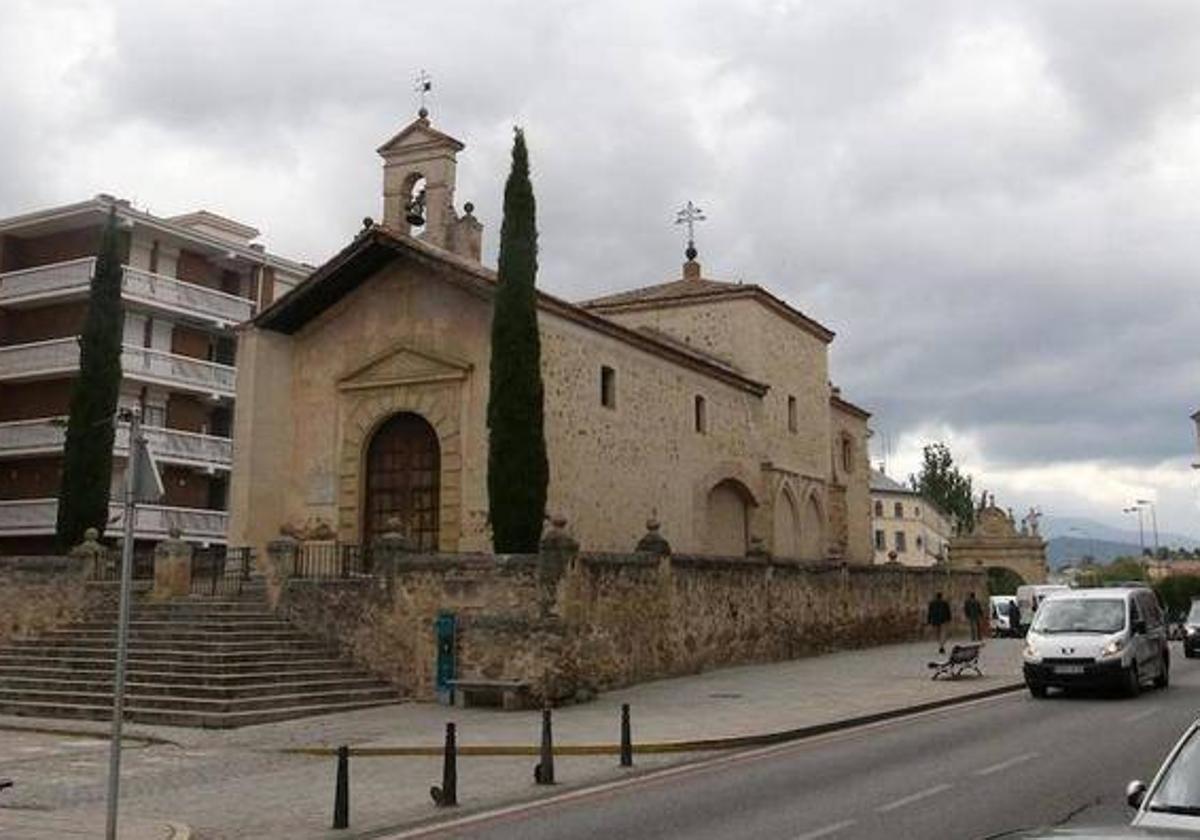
left=674, top=200, right=705, bottom=261
left=415, top=69, right=432, bottom=118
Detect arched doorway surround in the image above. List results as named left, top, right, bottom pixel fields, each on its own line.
left=363, top=412, right=441, bottom=550
left=800, top=492, right=825, bottom=560
left=706, top=478, right=755, bottom=556
left=773, top=485, right=801, bottom=560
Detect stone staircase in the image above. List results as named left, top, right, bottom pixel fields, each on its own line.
left=0, top=598, right=399, bottom=728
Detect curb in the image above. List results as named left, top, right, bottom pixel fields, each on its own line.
left=0, top=721, right=177, bottom=747
left=282, top=680, right=1027, bottom=758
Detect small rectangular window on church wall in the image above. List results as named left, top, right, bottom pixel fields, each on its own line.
left=895, top=531, right=907, bottom=552
left=694, top=395, right=707, bottom=433
left=874, top=529, right=885, bottom=550
left=600, top=365, right=616, bottom=409
left=894, top=501, right=903, bottom=518
left=788, top=396, right=797, bottom=433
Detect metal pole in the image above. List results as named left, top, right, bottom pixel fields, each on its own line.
left=105, top=409, right=139, bottom=840
left=332, top=745, right=350, bottom=829
left=1150, top=505, right=1159, bottom=556
left=620, top=703, right=633, bottom=767
left=535, top=707, right=555, bottom=785
left=1136, top=508, right=1145, bottom=555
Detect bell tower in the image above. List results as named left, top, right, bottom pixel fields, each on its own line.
left=377, top=109, right=482, bottom=260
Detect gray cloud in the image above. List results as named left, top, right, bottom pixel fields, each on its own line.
left=3, top=0, right=1199, bottom=533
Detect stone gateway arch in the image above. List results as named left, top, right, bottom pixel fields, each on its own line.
left=948, top=504, right=1048, bottom=585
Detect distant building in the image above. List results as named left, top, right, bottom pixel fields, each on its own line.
left=869, top=468, right=954, bottom=566
left=0, top=196, right=309, bottom=554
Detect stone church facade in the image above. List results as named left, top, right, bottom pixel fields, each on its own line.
left=227, top=114, right=873, bottom=562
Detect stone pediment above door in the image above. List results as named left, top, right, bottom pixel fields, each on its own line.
left=337, top=342, right=472, bottom=391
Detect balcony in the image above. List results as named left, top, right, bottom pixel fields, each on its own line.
left=0, top=417, right=232, bottom=470
left=0, top=499, right=228, bottom=543
left=0, top=258, right=254, bottom=327
left=0, top=338, right=237, bottom=398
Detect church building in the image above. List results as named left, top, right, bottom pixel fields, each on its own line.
left=227, top=111, right=874, bottom=562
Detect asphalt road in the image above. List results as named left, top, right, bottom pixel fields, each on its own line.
left=384, top=646, right=1200, bottom=840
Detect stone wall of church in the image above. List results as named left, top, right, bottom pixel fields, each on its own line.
left=232, top=258, right=863, bottom=558
left=273, top=548, right=984, bottom=703
left=0, top=557, right=90, bottom=648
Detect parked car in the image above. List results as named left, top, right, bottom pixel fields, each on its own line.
left=1022, top=587, right=1169, bottom=698
left=1182, top=599, right=1200, bottom=657
left=991, top=595, right=1019, bottom=637
left=1126, top=717, right=1200, bottom=832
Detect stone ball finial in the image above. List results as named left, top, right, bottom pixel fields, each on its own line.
left=746, top=535, right=771, bottom=559
left=463, top=202, right=475, bottom=215
left=84, top=527, right=99, bottom=541
left=540, top=514, right=579, bottom=554
left=636, top=517, right=671, bottom=555
left=418, top=106, right=429, bottom=119
left=362, top=216, right=374, bottom=229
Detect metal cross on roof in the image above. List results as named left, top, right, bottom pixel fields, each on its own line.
left=415, top=69, right=432, bottom=117
left=675, top=200, right=706, bottom=261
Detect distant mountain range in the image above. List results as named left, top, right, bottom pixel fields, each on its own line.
left=1039, top=516, right=1200, bottom=570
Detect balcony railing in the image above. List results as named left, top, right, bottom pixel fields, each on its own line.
left=0, top=338, right=237, bottom=397
left=0, top=417, right=232, bottom=469
left=0, top=257, right=94, bottom=303
left=122, top=265, right=253, bottom=326
left=0, top=258, right=254, bottom=326
left=0, top=498, right=228, bottom=543
left=121, top=345, right=236, bottom=397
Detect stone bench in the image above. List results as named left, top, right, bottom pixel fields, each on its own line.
left=448, top=679, right=532, bottom=710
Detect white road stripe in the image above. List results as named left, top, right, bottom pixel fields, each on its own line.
left=1122, top=708, right=1158, bottom=724
left=975, top=751, right=1039, bottom=776
left=876, top=783, right=953, bottom=813
left=795, top=819, right=856, bottom=840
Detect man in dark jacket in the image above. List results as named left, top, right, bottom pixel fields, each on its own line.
left=1007, top=599, right=1022, bottom=637
left=927, top=592, right=952, bottom=653
left=964, top=592, right=984, bottom=641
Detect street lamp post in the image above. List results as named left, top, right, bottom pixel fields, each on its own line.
left=1136, top=499, right=1159, bottom=557
left=1123, top=506, right=1145, bottom=555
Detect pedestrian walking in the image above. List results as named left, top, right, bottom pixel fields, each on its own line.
left=1007, top=599, right=1022, bottom=637
left=927, top=591, right=951, bottom=654
left=964, top=592, right=984, bottom=641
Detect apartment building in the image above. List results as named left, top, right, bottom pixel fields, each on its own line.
left=869, top=467, right=955, bottom=567
left=0, top=195, right=309, bottom=555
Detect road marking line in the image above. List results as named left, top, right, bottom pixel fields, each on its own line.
left=377, top=693, right=1022, bottom=838
left=1122, top=708, right=1158, bottom=724
left=795, top=819, right=856, bottom=839
left=976, top=751, right=1039, bottom=776
left=877, top=783, right=952, bottom=813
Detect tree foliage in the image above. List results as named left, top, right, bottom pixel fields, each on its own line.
left=56, top=210, right=125, bottom=549
left=986, top=566, right=1024, bottom=596
left=909, top=442, right=975, bottom=535
left=1074, top=556, right=1148, bottom=588
left=1153, top=575, right=1200, bottom=621
left=486, top=128, right=549, bottom=552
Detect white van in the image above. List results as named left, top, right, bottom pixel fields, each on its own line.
left=1015, top=584, right=1069, bottom=630
left=990, top=595, right=1018, bottom=637
left=1021, top=587, right=1169, bottom=698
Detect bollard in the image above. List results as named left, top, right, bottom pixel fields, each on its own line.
left=430, top=722, right=458, bottom=807
left=332, top=745, right=349, bottom=829
left=534, top=706, right=556, bottom=785
left=620, top=703, right=633, bottom=767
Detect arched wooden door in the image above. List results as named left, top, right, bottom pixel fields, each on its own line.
left=363, top=413, right=440, bottom=550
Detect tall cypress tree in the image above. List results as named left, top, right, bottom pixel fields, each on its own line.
left=56, top=209, right=125, bottom=549
left=487, top=128, right=549, bottom=552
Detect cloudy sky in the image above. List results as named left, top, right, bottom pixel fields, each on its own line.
left=4, top=0, right=1200, bottom=540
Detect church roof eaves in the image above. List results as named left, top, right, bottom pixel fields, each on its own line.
left=580, top=278, right=836, bottom=345
left=831, top=393, right=871, bottom=421
left=254, top=227, right=771, bottom=397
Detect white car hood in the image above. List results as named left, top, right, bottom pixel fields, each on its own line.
left=1029, top=632, right=1118, bottom=659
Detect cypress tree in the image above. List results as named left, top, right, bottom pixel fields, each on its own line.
left=487, top=128, right=549, bottom=552
left=56, top=209, right=125, bottom=549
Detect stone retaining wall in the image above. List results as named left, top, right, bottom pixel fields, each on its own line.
left=0, top=556, right=90, bottom=647
left=276, top=548, right=984, bottom=704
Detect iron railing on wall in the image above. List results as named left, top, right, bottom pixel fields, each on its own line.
left=291, top=543, right=375, bottom=581
left=190, top=546, right=255, bottom=597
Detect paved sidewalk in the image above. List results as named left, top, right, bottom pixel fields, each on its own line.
left=0, top=637, right=1023, bottom=839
